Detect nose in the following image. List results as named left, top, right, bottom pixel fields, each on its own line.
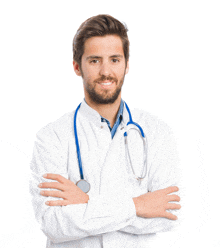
left=99, top=61, right=112, bottom=77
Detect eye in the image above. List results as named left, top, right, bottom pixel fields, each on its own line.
left=112, top=58, right=120, bottom=63
left=90, top=59, right=99, bottom=64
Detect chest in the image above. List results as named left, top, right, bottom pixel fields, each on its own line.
left=66, top=117, right=150, bottom=198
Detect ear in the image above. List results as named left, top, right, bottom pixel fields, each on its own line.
left=125, top=60, right=129, bottom=75
left=73, top=61, right=82, bottom=76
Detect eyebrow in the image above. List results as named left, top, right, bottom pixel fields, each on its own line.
left=86, top=54, right=124, bottom=60
left=110, top=54, right=124, bottom=58
left=86, top=56, right=101, bottom=61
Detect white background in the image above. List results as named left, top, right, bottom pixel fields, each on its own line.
left=0, top=0, right=219, bottom=247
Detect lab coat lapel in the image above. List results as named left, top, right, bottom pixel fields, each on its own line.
left=99, top=127, right=129, bottom=197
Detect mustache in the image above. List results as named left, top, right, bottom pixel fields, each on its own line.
left=94, top=75, right=118, bottom=84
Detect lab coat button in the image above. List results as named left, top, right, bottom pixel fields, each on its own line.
left=101, top=126, right=104, bottom=129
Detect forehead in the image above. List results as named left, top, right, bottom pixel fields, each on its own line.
left=83, top=35, right=124, bottom=57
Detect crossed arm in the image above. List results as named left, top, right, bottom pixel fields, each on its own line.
left=30, top=123, right=181, bottom=242
left=39, top=173, right=181, bottom=220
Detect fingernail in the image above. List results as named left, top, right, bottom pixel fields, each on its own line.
left=43, top=174, right=47, bottom=178
left=38, top=183, right=42, bottom=188
left=45, top=201, right=49, bottom=205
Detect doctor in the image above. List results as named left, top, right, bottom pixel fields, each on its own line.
left=30, top=14, right=181, bottom=247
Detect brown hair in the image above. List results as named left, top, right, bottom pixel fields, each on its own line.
left=72, top=14, right=129, bottom=69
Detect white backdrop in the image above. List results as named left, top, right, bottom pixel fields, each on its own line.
left=0, top=1, right=219, bottom=247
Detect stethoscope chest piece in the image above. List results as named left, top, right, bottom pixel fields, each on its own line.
left=76, top=179, right=90, bottom=193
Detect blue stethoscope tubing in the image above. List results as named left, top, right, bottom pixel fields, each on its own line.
left=74, top=101, right=148, bottom=192
left=74, top=103, right=83, bottom=179
left=124, top=102, right=148, bottom=182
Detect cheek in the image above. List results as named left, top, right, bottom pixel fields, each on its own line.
left=83, top=73, right=97, bottom=85
left=82, top=65, right=98, bottom=80
left=118, top=68, right=127, bottom=79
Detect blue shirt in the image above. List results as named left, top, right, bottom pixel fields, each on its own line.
left=100, top=99, right=124, bottom=139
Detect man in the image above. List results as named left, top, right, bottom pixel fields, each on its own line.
left=30, top=14, right=181, bottom=248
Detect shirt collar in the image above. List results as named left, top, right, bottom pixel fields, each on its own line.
left=78, top=99, right=130, bottom=128
left=100, top=99, right=124, bottom=123
left=116, top=99, right=124, bottom=122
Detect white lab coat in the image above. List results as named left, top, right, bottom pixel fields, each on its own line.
left=29, top=100, right=180, bottom=248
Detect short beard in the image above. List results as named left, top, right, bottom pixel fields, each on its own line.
left=83, top=74, right=125, bottom=105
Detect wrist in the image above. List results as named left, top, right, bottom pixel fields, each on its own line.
left=84, top=193, right=89, bottom=203
left=132, top=197, right=140, bottom=216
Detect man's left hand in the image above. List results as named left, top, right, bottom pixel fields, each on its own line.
left=38, top=173, right=89, bottom=206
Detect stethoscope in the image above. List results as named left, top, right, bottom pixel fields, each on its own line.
left=74, top=102, right=148, bottom=193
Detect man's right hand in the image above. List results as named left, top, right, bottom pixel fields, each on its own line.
left=133, top=186, right=181, bottom=220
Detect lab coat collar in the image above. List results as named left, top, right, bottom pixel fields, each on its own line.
left=121, top=102, right=130, bottom=128
left=79, top=99, right=130, bottom=129
left=79, top=99, right=102, bottom=127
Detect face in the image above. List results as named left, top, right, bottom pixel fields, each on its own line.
left=73, top=35, right=129, bottom=105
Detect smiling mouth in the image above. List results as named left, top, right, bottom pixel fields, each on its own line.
left=99, top=81, right=113, bottom=86
left=97, top=81, right=115, bottom=89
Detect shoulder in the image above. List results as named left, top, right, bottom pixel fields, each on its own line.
left=130, top=108, right=176, bottom=150
left=36, top=111, right=75, bottom=143
left=132, top=108, right=172, bottom=134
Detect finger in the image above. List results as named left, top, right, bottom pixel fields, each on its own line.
left=168, top=194, right=181, bottom=202
left=166, top=203, right=181, bottom=210
left=45, top=200, right=70, bottom=206
left=164, top=211, right=178, bottom=220
left=39, top=182, right=65, bottom=191
left=40, top=190, right=64, bottom=198
left=164, top=186, right=179, bottom=195
left=43, top=173, right=67, bottom=183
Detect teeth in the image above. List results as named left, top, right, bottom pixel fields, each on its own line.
left=101, top=81, right=113, bottom=85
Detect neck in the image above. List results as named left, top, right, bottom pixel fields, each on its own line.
left=85, top=96, right=121, bottom=128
